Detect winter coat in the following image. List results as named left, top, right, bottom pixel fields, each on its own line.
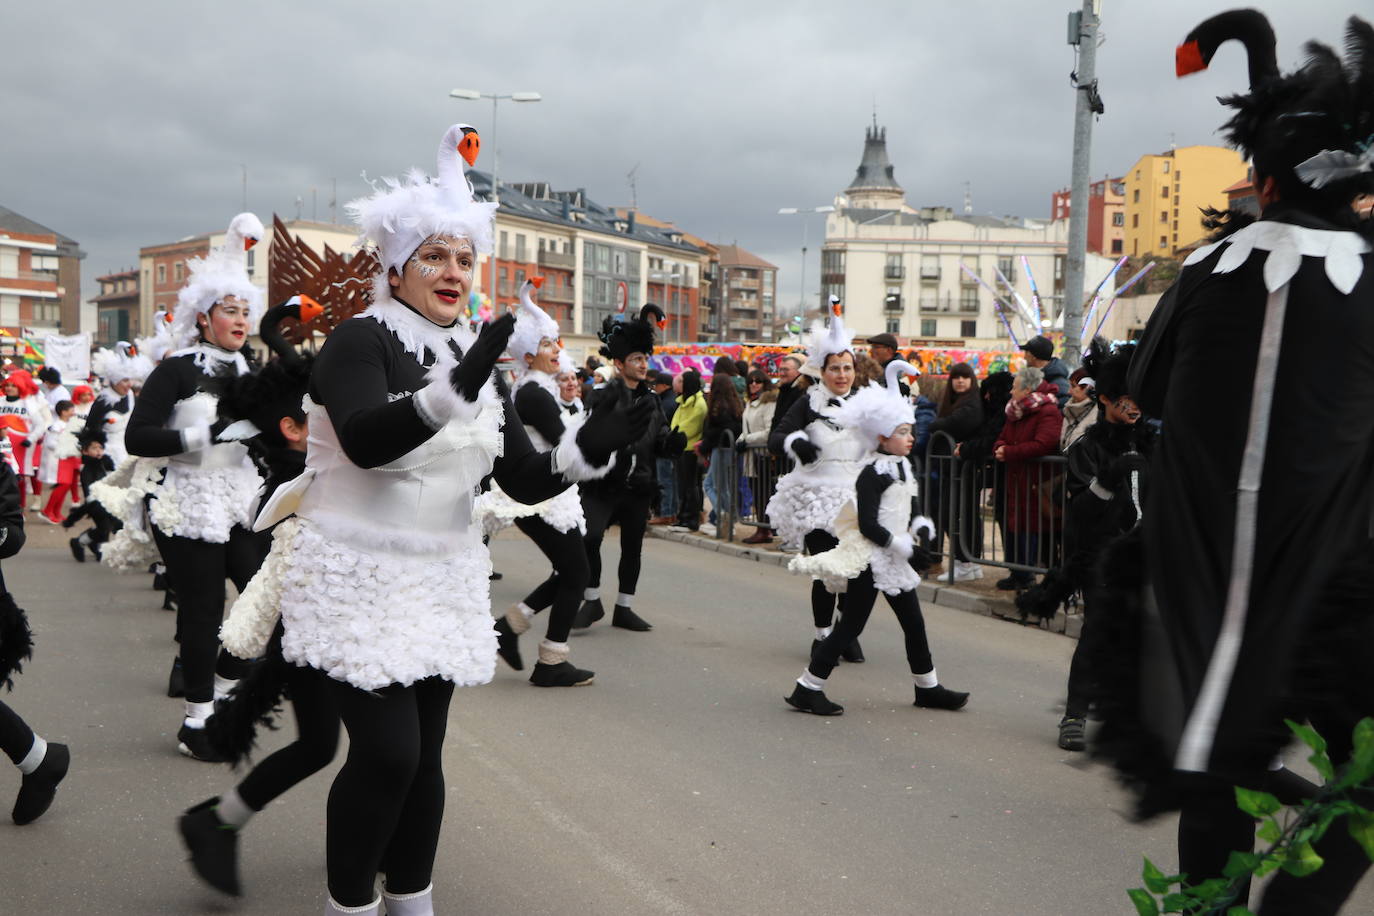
left=769, top=379, right=805, bottom=438
left=700, top=409, right=743, bottom=454
left=928, top=391, right=982, bottom=453
left=994, top=379, right=1062, bottom=532
left=1041, top=357, right=1071, bottom=409
left=912, top=396, right=937, bottom=456
left=1059, top=397, right=1098, bottom=453
left=670, top=391, right=707, bottom=451
left=740, top=391, right=777, bottom=476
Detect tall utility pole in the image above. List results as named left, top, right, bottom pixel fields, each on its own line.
left=1062, top=0, right=1101, bottom=367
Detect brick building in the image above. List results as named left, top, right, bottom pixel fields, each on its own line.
left=1049, top=177, right=1125, bottom=256
left=0, top=204, right=85, bottom=334
left=91, top=269, right=140, bottom=346
left=713, top=245, right=777, bottom=341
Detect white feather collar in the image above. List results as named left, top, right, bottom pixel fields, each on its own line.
left=515, top=368, right=559, bottom=399
left=358, top=277, right=477, bottom=362
left=1183, top=219, right=1371, bottom=295
left=168, top=343, right=250, bottom=376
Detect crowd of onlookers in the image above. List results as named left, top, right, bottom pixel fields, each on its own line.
left=563, top=332, right=1110, bottom=590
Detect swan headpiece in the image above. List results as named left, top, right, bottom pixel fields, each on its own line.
left=831, top=360, right=919, bottom=442
left=801, top=295, right=854, bottom=379
left=135, top=309, right=177, bottom=364
left=599, top=304, right=665, bottom=362
left=171, top=212, right=266, bottom=348
left=346, top=123, right=498, bottom=290
left=91, top=341, right=154, bottom=385
left=1080, top=336, right=1137, bottom=404
left=508, top=278, right=561, bottom=374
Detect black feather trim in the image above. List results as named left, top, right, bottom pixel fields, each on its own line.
left=205, top=628, right=291, bottom=768
left=1015, top=567, right=1076, bottom=622
left=0, top=590, right=33, bottom=691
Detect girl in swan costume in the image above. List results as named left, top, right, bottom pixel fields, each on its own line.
left=224, top=124, right=644, bottom=916
left=785, top=361, right=969, bottom=717
left=476, top=278, right=596, bottom=687
left=84, top=342, right=153, bottom=466
left=122, top=212, right=266, bottom=763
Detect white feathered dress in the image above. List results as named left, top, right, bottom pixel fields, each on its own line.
left=766, top=384, right=870, bottom=544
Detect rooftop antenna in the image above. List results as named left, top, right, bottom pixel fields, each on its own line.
left=627, top=163, right=639, bottom=210
left=963, top=181, right=973, bottom=215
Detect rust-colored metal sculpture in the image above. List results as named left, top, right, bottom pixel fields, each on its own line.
left=267, top=215, right=379, bottom=344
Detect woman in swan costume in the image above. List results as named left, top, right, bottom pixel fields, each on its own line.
left=223, top=124, right=645, bottom=916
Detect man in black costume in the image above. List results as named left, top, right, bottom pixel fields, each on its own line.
left=1094, top=11, right=1374, bottom=913
left=574, top=305, right=686, bottom=632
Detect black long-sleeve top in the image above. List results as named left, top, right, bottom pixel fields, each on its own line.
left=79, top=453, right=115, bottom=492
left=582, top=378, right=672, bottom=496
left=125, top=353, right=237, bottom=458
left=308, top=314, right=568, bottom=506
left=854, top=461, right=919, bottom=549
left=700, top=410, right=742, bottom=452
left=83, top=391, right=133, bottom=439
left=0, top=462, right=25, bottom=559
left=513, top=382, right=567, bottom=448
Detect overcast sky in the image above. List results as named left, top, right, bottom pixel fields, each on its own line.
left=2, top=1, right=1358, bottom=310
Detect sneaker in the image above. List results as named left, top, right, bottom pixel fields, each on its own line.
left=529, top=661, right=595, bottom=687
left=572, top=598, right=605, bottom=629
left=177, top=724, right=228, bottom=763
left=179, top=797, right=242, bottom=896
left=952, top=562, right=984, bottom=582
left=12, top=742, right=69, bottom=825
left=167, top=658, right=185, bottom=698
left=914, top=684, right=970, bottom=711
left=612, top=605, right=652, bottom=631
left=1057, top=716, right=1087, bottom=751
left=68, top=537, right=85, bottom=563
left=493, top=617, right=523, bottom=671
left=40, top=512, right=62, bottom=526
left=699, top=523, right=717, bottom=537
left=785, top=684, right=844, bottom=716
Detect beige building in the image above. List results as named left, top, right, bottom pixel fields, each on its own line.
left=1122, top=145, right=1247, bottom=257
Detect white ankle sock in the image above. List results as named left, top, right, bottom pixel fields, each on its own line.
left=913, top=669, right=939, bottom=689
left=584, top=588, right=599, bottom=601
left=381, top=882, right=434, bottom=916
left=798, top=671, right=826, bottom=691
left=213, top=674, right=238, bottom=700
left=17, top=735, right=47, bottom=775
left=184, top=700, right=214, bottom=727
left=325, top=894, right=382, bottom=915
left=616, top=592, right=634, bottom=608
left=216, top=787, right=255, bottom=828
left=517, top=602, right=535, bottom=621
left=815, top=626, right=833, bottom=640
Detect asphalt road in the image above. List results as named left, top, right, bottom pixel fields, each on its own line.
left=4, top=522, right=1367, bottom=914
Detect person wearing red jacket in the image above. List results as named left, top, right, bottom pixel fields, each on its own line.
left=992, top=367, right=1061, bottom=590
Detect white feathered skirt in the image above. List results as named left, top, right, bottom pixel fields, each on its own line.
left=473, top=481, right=584, bottom=539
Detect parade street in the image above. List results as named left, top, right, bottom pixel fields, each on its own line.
left=4, top=525, right=1365, bottom=915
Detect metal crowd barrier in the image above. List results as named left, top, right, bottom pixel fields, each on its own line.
left=919, top=430, right=1069, bottom=585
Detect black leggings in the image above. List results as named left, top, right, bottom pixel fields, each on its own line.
left=0, top=700, right=35, bottom=765
left=583, top=492, right=651, bottom=596
left=152, top=525, right=258, bottom=704
left=514, top=515, right=588, bottom=644
left=808, top=569, right=933, bottom=681
left=325, top=675, right=454, bottom=906
left=803, top=530, right=844, bottom=628
left=236, top=664, right=340, bottom=812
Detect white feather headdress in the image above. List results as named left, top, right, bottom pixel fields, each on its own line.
left=171, top=212, right=266, bottom=349
left=346, top=123, right=498, bottom=280
left=135, top=310, right=177, bottom=364
left=831, top=361, right=918, bottom=441
left=92, top=341, right=154, bottom=385
left=801, top=295, right=854, bottom=379
left=508, top=278, right=561, bottom=374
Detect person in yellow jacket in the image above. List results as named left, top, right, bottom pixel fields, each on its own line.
left=669, top=370, right=707, bottom=530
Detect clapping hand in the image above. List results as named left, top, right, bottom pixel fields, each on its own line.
left=449, top=313, right=516, bottom=402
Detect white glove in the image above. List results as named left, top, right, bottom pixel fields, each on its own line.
left=909, top=515, right=935, bottom=542
left=888, top=532, right=914, bottom=559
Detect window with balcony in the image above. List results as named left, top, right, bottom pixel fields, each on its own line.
left=886, top=318, right=900, bottom=334
left=920, top=319, right=937, bottom=337
left=0, top=295, right=18, bottom=324
left=0, top=250, right=17, bottom=278
left=499, top=231, right=509, bottom=260
left=515, top=235, right=527, bottom=262
left=920, top=254, right=940, bottom=281
left=959, top=287, right=978, bottom=312
left=884, top=253, right=904, bottom=280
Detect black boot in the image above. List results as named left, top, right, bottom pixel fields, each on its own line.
left=785, top=684, right=844, bottom=716
left=179, top=797, right=242, bottom=896
left=612, top=605, right=652, bottom=631
left=529, top=661, right=595, bottom=687
left=68, top=537, right=85, bottom=563
left=572, top=598, right=605, bottom=629
left=914, top=684, right=969, bottom=711
left=1057, top=715, right=1086, bottom=751
left=493, top=617, right=523, bottom=671
left=12, top=742, right=69, bottom=825
left=840, top=639, right=864, bottom=663
left=153, top=571, right=168, bottom=591
left=167, top=658, right=185, bottom=698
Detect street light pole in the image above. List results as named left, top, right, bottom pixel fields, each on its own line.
left=450, top=88, right=541, bottom=301
left=1062, top=1, right=1100, bottom=366
left=778, top=205, right=835, bottom=337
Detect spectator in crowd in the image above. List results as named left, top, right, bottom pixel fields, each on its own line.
left=713, top=356, right=746, bottom=397
left=852, top=352, right=883, bottom=388
left=733, top=359, right=749, bottom=380
left=649, top=372, right=678, bottom=525
left=769, top=355, right=806, bottom=439
left=700, top=374, right=744, bottom=528
left=36, top=367, right=69, bottom=410
left=1059, top=367, right=1098, bottom=454
left=927, top=363, right=983, bottom=581
left=954, top=371, right=1015, bottom=570
left=1020, top=335, right=1070, bottom=408
left=669, top=370, right=706, bottom=530
left=992, top=366, right=1061, bottom=590
left=737, top=370, right=778, bottom=544
left=867, top=333, right=910, bottom=396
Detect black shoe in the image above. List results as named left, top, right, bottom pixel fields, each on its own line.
left=840, top=639, right=864, bottom=663
left=914, top=684, right=969, bottom=711
left=90, top=542, right=102, bottom=561
left=167, top=659, right=185, bottom=698
left=153, top=572, right=168, bottom=591
left=489, top=570, right=503, bottom=581
left=68, top=537, right=85, bottom=562
left=12, top=742, right=69, bottom=825
left=1057, top=716, right=1086, bottom=751
left=162, top=590, right=178, bottom=612
left=612, top=605, right=652, bottom=631
left=529, top=661, right=595, bottom=687
left=179, top=797, right=241, bottom=896
left=995, top=575, right=1031, bottom=592
left=785, top=684, right=844, bottom=716
left=572, top=598, right=605, bottom=629
left=493, top=617, right=523, bottom=671
left=177, top=724, right=228, bottom=763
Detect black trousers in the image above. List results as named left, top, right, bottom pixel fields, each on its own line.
left=325, top=675, right=454, bottom=906
left=152, top=525, right=257, bottom=704
left=675, top=452, right=702, bottom=526
left=515, top=515, right=588, bottom=644
left=583, top=490, right=651, bottom=596
left=236, top=664, right=340, bottom=812
left=803, top=529, right=844, bottom=628
left=808, top=569, right=933, bottom=681
left=0, top=699, right=35, bottom=765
